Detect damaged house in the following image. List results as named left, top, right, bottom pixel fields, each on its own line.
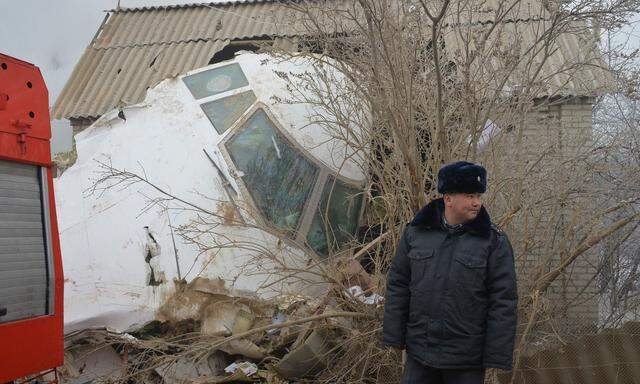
left=48, top=0, right=616, bottom=381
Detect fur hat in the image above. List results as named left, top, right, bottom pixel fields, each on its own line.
left=437, top=161, right=487, bottom=194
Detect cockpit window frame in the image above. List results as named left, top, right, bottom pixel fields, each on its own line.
left=218, top=103, right=364, bottom=255
left=183, top=64, right=365, bottom=257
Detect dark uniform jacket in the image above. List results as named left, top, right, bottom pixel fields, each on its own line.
left=382, top=198, right=518, bottom=371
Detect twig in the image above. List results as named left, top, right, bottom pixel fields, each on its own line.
left=352, top=231, right=389, bottom=260
left=209, top=311, right=374, bottom=351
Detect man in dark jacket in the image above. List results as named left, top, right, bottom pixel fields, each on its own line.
left=382, top=161, right=518, bottom=384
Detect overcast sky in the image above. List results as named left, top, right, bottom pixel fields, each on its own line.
left=0, top=0, right=203, bottom=153
left=0, top=0, right=202, bottom=105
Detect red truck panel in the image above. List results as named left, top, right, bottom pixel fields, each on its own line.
left=0, top=54, right=64, bottom=382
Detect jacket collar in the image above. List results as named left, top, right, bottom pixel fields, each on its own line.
left=410, top=198, right=492, bottom=237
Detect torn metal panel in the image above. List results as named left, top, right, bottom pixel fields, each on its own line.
left=155, top=352, right=228, bottom=384
left=60, top=345, right=124, bottom=384
left=201, top=301, right=253, bottom=336
left=274, top=328, right=332, bottom=379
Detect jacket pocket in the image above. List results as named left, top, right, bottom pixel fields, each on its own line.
left=452, top=253, right=488, bottom=319
left=408, top=249, right=434, bottom=287
left=453, top=254, right=486, bottom=286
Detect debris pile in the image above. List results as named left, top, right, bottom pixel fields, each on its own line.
left=59, top=259, right=402, bottom=383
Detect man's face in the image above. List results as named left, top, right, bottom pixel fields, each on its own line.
left=443, top=192, right=483, bottom=223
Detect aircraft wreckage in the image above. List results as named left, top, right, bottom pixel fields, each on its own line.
left=55, top=52, right=368, bottom=334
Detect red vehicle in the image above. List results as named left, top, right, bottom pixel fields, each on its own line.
left=0, top=54, right=64, bottom=382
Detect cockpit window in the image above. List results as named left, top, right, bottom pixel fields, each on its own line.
left=306, top=176, right=362, bottom=256
left=201, top=91, right=256, bottom=134
left=226, top=109, right=319, bottom=234
left=184, top=62, right=366, bottom=256
left=183, top=63, right=249, bottom=99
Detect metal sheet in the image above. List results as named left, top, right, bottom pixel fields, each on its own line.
left=0, top=160, right=49, bottom=324
left=54, top=40, right=228, bottom=119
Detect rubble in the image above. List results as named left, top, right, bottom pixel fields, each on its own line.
left=218, top=339, right=266, bottom=360
left=346, top=285, right=384, bottom=305
left=158, top=277, right=266, bottom=326
left=155, top=352, right=227, bottom=384
left=274, top=328, right=332, bottom=379
left=60, top=345, right=124, bottom=384
left=201, top=301, right=254, bottom=337
left=338, top=259, right=373, bottom=291
left=224, top=361, right=258, bottom=377
left=58, top=254, right=385, bottom=383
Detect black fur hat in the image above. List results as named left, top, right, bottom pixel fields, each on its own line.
left=437, top=161, right=487, bottom=194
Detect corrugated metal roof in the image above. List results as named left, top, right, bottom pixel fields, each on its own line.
left=53, top=0, right=612, bottom=120
left=110, top=0, right=281, bottom=12
left=54, top=39, right=229, bottom=119
left=93, top=2, right=306, bottom=49
left=440, top=0, right=612, bottom=98
left=53, top=1, right=309, bottom=119
left=442, top=20, right=611, bottom=98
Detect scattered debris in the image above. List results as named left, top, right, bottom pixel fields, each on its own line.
left=60, top=258, right=383, bottom=383
left=225, top=361, right=258, bottom=376
left=274, top=328, right=332, bottom=379
left=201, top=301, right=254, bottom=336
left=346, top=285, right=384, bottom=305
left=156, top=352, right=227, bottom=384
left=266, top=312, right=286, bottom=336
left=219, top=339, right=266, bottom=360
left=59, top=329, right=131, bottom=384
left=60, top=345, right=124, bottom=384
left=158, top=277, right=265, bottom=325
left=338, top=259, right=373, bottom=291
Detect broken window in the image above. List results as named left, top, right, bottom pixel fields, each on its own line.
left=226, top=109, right=319, bottom=234
left=201, top=91, right=257, bottom=134
left=306, top=177, right=362, bottom=256
left=183, top=63, right=249, bottom=99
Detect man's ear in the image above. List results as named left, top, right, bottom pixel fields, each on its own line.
left=443, top=194, right=451, bottom=206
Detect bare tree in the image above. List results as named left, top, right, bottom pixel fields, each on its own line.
left=262, top=0, right=640, bottom=381
left=78, top=0, right=640, bottom=382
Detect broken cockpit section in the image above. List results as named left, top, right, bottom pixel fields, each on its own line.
left=181, top=60, right=365, bottom=258
left=56, top=52, right=369, bottom=339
